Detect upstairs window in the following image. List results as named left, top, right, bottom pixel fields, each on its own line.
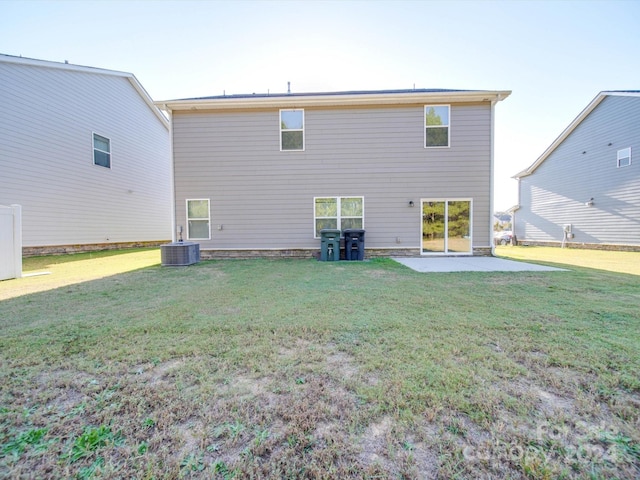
left=314, top=196, right=363, bottom=237
left=424, top=105, right=450, bottom=148
left=186, top=199, right=210, bottom=240
left=93, top=133, right=111, bottom=168
left=617, top=147, right=631, bottom=168
left=280, top=109, right=304, bottom=151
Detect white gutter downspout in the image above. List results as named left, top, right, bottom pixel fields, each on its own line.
left=489, top=95, right=500, bottom=256
left=162, top=104, right=177, bottom=243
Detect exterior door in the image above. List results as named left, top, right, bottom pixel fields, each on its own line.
left=421, top=199, right=471, bottom=255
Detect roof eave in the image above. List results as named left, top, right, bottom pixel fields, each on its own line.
left=515, top=91, right=616, bottom=178
left=1, top=54, right=169, bottom=131
left=156, top=90, right=511, bottom=112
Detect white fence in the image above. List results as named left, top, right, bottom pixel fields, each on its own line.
left=0, top=204, right=22, bottom=280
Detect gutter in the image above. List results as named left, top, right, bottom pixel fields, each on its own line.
left=156, top=90, right=511, bottom=112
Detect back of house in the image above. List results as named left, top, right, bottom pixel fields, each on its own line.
left=159, top=89, right=510, bottom=259
left=514, top=92, right=640, bottom=250
left=0, top=54, right=171, bottom=255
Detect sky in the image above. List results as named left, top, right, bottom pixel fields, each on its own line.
left=2, top=0, right=639, bottom=211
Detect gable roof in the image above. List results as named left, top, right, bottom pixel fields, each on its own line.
left=0, top=53, right=169, bottom=130
left=514, top=91, right=640, bottom=178
left=157, top=88, right=511, bottom=112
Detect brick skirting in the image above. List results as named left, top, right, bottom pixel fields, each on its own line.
left=199, top=247, right=493, bottom=260
left=23, top=240, right=169, bottom=257
left=514, top=240, right=640, bottom=252
left=22, top=243, right=495, bottom=259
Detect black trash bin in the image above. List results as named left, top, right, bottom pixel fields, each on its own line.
left=319, top=229, right=341, bottom=261
left=343, top=229, right=365, bottom=260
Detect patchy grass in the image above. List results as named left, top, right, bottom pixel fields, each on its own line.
left=1, top=250, right=639, bottom=478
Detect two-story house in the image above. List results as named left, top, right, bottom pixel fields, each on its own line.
left=0, top=54, right=172, bottom=255
left=157, top=88, right=510, bottom=258
left=513, top=91, right=640, bottom=250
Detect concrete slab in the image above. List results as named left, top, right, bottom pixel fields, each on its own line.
left=392, top=257, right=567, bottom=273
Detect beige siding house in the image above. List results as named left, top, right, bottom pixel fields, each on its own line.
left=0, top=54, right=171, bottom=254
left=158, top=89, right=510, bottom=258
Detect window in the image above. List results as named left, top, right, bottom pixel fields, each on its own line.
left=314, top=197, right=363, bottom=237
left=280, top=109, right=304, bottom=151
left=93, top=133, right=111, bottom=168
left=424, top=105, right=450, bottom=148
left=617, top=147, right=631, bottom=168
left=186, top=199, right=210, bottom=240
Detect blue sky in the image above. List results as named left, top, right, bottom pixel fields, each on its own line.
left=2, top=0, right=639, bottom=211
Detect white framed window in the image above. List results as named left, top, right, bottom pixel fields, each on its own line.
left=186, top=199, right=210, bottom=240
left=93, top=133, right=111, bottom=168
left=617, top=147, right=631, bottom=168
left=314, top=196, right=364, bottom=237
left=424, top=105, right=450, bottom=148
left=280, top=109, right=304, bottom=151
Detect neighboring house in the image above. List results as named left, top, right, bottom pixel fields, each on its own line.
left=157, top=88, right=510, bottom=258
left=513, top=91, right=640, bottom=250
left=493, top=212, right=512, bottom=229
left=0, top=54, right=172, bottom=255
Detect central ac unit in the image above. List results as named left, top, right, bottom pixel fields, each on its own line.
left=161, top=242, right=200, bottom=266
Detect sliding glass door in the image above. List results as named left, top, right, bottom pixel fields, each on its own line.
left=422, top=199, right=471, bottom=254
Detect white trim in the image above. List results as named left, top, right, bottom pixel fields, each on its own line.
left=514, top=91, right=640, bottom=179
left=92, top=132, right=111, bottom=169
left=186, top=198, right=211, bottom=240
left=420, top=198, right=473, bottom=256
left=617, top=147, right=632, bottom=168
left=313, top=196, right=364, bottom=238
left=490, top=99, right=496, bottom=256
left=167, top=110, right=177, bottom=242
left=424, top=104, right=450, bottom=148
left=0, top=54, right=169, bottom=130
left=280, top=109, right=305, bottom=151
left=157, top=90, right=511, bottom=112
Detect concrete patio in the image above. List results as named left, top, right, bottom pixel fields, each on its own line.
left=392, top=256, right=567, bottom=273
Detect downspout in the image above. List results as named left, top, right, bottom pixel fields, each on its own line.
left=162, top=104, right=177, bottom=243
left=489, top=97, right=498, bottom=256
left=512, top=199, right=516, bottom=245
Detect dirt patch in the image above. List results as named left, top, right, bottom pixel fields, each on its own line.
left=148, top=359, right=183, bottom=384
left=326, top=350, right=359, bottom=380
left=358, top=415, right=394, bottom=470
left=536, top=387, right=574, bottom=415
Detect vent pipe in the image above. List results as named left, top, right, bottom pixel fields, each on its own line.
left=287, top=81, right=291, bottom=94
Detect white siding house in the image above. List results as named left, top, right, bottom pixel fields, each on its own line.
left=158, top=89, right=510, bottom=258
left=513, top=91, right=640, bottom=250
left=0, top=54, right=171, bottom=254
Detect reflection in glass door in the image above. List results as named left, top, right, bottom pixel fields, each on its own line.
left=422, top=199, right=471, bottom=254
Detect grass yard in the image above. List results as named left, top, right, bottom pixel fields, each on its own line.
left=1, top=248, right=639, bottom=479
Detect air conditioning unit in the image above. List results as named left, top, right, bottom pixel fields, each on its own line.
left=161, top=242, right=200, bottom=266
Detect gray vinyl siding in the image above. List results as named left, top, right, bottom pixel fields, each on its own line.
left=0, top=61, right=171, bottom=247
left=516, top=95, right=640, bottom=246
left=172, top=103, right=493, bottom=250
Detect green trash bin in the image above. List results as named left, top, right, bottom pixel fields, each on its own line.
left=319, top=229, right=341, bottom=261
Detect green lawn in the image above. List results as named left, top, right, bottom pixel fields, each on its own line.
left=1, top=249, right=639, bottom=478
